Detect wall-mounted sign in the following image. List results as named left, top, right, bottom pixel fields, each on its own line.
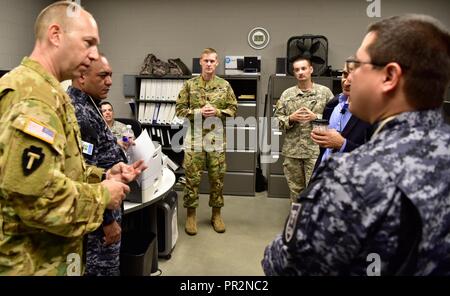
left=248, top=27, right=270, bottom=50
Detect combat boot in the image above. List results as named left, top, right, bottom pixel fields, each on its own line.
left=185, top=208, right=197, bottom=235
left=211, top=207, right=225, bottom=233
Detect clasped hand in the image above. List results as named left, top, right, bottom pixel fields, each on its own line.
left=289, top=107, right=316, bottom=123
left=201, top=105, right=217, bottom=118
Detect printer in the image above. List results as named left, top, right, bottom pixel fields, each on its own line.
left=126, top=130, right=163, bottom=203
left=224, top=56, right=261, bottom=75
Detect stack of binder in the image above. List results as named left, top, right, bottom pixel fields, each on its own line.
left=137, top=79, right=186, bottom=125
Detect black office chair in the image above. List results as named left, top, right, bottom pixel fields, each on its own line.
left=115, top=118, right=142, bottom=138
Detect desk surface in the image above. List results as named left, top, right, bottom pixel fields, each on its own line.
left=124, top=167, right=176, bottom=214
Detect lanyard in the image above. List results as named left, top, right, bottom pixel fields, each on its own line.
left=88, top=95, right=129, bottom=162
left=372, top=115, right=398, bottom=138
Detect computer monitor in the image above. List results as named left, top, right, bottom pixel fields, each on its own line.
left=243, top=57, right=260, bottom=73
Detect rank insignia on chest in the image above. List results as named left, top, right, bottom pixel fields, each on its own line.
left=22, top=146, right=45, bottom=176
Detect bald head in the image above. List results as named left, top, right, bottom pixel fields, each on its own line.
left=34, top=1, right=92, bottom=41
left=30, top=1, right=100, bottom=81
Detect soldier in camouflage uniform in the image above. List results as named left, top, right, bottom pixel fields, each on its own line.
left=100, top=101, right=135, bottom=152
left=263, top=14, right=450, bottom=275
left=0, top=2, right=143, bottom=276
left=176, top=48, right=237, bottom=235
left=274, top=57, right=333, bottom=201
left=68, top=55, right=127, bottom=276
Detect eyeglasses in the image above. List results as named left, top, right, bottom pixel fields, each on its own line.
left=345, top=58, right=387, bottom=71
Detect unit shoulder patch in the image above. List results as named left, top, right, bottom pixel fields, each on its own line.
left=22, top=145, right=45, bottom=175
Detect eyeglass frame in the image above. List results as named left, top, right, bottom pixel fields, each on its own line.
left=345, top=58, right=388, bottom=72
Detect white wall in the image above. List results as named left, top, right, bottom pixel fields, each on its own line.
left=1, top=0, right=448, bottom=118
left=0, top=0, right=52, bottom=70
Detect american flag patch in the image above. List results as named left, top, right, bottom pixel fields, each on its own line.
left=23, top=119, right=56, bottom=144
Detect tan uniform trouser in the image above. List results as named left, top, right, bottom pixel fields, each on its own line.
left=183, top=151, right=226, bottom=208
left=283, top=156, right=316, bottom=202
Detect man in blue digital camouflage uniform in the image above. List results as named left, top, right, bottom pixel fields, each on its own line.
left=68, top=54, right=126, bottom=276
left=262, top=14, right=450, bottom=275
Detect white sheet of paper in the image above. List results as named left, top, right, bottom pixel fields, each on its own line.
left=130, top=129, right=154, bottom=163
left=129, top=129, right=163, bottom=191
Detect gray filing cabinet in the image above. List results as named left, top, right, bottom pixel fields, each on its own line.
left=135, top=75, right=260, bottom=196
left=199, top=75, right=259, bottom=196
left=265, top=75, right=339, bottom=198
